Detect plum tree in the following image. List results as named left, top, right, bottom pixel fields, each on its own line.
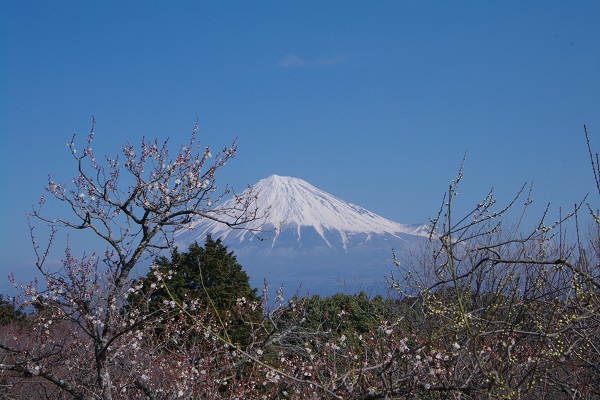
left=0, top=118, right=262, bottom=399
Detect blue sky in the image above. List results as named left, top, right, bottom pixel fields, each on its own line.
left=1, top=1, right=599, bottom=294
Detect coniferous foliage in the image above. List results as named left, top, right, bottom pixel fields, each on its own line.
left=0, top=295, right=23, bottom=326
left=302, top=292, right=390, bottom=335
left=139, top=235, right=260, bottom=344
left=152, top=235, right=259, bottom=311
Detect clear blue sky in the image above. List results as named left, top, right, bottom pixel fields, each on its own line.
left=1, top=1, right=599, bottom=294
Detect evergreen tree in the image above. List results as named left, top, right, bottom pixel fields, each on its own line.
left=140, top=235, right=260, bottom=345
left=302, top=292, right=390, bottom=335
left=0, top=294, right=24, bottom=326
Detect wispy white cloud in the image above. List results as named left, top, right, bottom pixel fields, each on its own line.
left=278, top=54, right=349, bottom=68
left=278, top=54, right=306, bottom=67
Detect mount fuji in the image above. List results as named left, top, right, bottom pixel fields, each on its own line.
left=175, top=175, right=430, bottom=296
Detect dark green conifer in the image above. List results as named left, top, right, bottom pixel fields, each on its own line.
left=0, top=294, right=24, bottom=326
left=139, top=235, right=260, bottom=345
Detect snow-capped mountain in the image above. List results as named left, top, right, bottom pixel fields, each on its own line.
left=175, top=175, right=428, bottom=250
left=174, top=175, right=430, bottom=296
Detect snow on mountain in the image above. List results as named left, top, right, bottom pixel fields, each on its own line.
left=174, top=175, right=429, bottom=296
left=175, top=174, right=428, bottom=250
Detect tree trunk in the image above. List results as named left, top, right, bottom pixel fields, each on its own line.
left=96, top=343, right=113, bottom=400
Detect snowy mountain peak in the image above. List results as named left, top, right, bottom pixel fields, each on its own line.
left=175, top=175, right=428, bottom=250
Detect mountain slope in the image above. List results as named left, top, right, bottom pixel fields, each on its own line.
left=175, top=175, right=428, bottom=250
left=174, top=175, right=429, bottom=295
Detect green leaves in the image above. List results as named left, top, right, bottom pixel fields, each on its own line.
left=137, top=235, right=260, bottom=345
